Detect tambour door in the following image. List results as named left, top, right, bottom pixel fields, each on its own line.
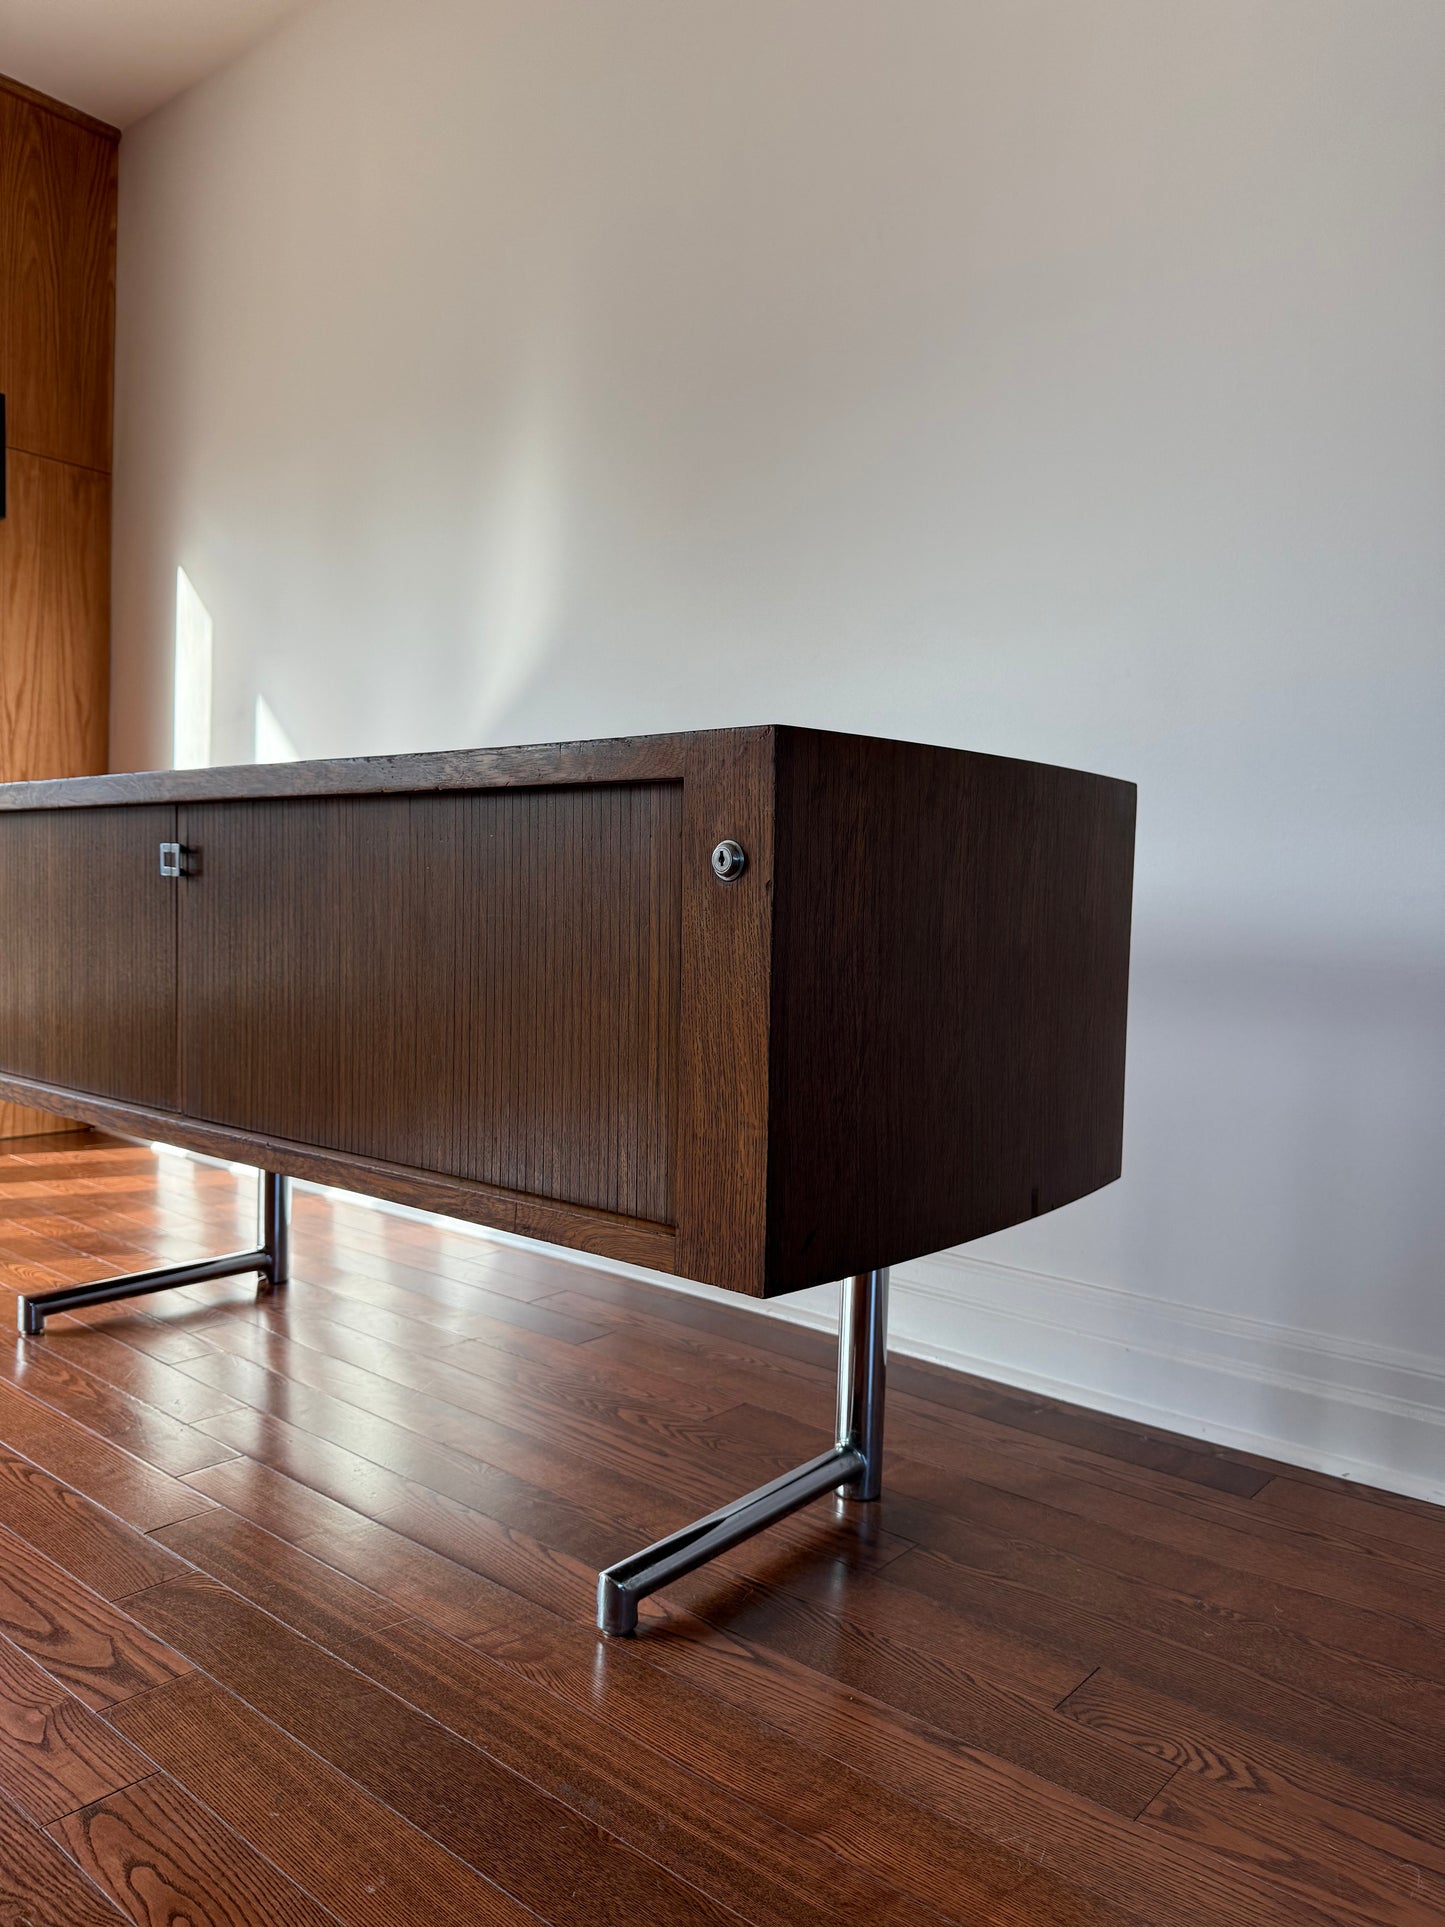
left=0, top=806, right=179, bottom=1107
left=177, top=785, right=683, bottom=1225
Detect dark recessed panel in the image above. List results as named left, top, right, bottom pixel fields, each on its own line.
left=178, top=785, right=682, bottom=1224
left=0, top=806, right=178, bottom=1109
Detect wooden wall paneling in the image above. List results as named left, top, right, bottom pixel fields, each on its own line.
left=0, top=80, right=118, bottom=472
left=764, top=728, right=1135, bottom=1291
left=0, top=73, right=121, bottom=143
left=0, top=451, right=110, bottom=1137
left=674, top=727, right=776, bottom=1296
left=0, top=448, right=111, bottom=1133
left=0, top=451, right=109, bottom=782
left=0, top=808, right=178, bottom=1112
left=0, top=79, right=117, bottom=1139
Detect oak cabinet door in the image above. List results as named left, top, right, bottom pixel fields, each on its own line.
left=0, top=807, right=179, bottom=1107
left=0, top=89, right=117, bottom=473
left=178, top=786, right=682, bottom=1224
left=0, top=450, right=110, bottom=784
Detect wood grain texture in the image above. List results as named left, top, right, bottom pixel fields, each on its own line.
left=0, top=79, right=116, bottom=1138
left=0, top=1437, right=192, bottom=1599
left=0, top=86, right=117, bottom=471
left=1251, top=1472, right=1445, bottom=1570
left=178, top=785, right=681, bottom=1222
left=108, top=1674, right=538, bottom=1927
left=0, top=1379, right=212, bottom=1534
left=674, top=727, right=776, bottom=1291
left=0, top=1341, right=236, bottom=1477
left=0, top=454, right=109, bottom=788
left=124, top=1573, right=745, bottom=1927
left=885, top=1354, right=1273, bottom=1497
left=0, top=731, right=691, bottom=809
left=0, top=1631, right=150, bottom=1822
left=880, top=1401, right=1445, bottom=1643
left=0, top=1141, right=1440, bottom=1924
left=0, top=1068, right=677, bottom=1269
left=51, top=1773, right=346, bottom=1927
left=0, top=726, right=1133, bottom=1293
left=0, top=73, right=120, bottom=142
left=0, top=1517, right=191, bottom=1708
left=0, top=1791, right=130, bottom=1926
left=0, top=809, right=176, bottom=1108
left=0, top=1102, right=80, bottom=1140
left=1061, top=1669, right=1445, bottom=1883
left=884, top=1540, right=1445, bottom=1802
left=764, top=726, right=1136, bottom=1289
left=159, top=1519, right=952, bottom=1927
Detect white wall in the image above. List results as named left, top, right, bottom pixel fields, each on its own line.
left=112, top=0, right=1445, bottom=1497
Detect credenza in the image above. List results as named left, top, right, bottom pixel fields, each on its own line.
left=0, top=726, right=1135, bottom=1631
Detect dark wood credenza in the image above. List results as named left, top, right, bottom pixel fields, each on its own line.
left=0, top=725, right=1135, bottom=1630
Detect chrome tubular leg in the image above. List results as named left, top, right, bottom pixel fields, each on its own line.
left=596, top=1267, right=890, bottom=1636
left=260, top=1171, right=291, bottom=1289
left=837, top=1267, right=888, bottom=1500
left=18, top=1167, right=292, bottom=1336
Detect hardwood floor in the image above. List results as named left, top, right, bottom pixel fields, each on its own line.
left=0, top=1134, right=1441, bottom=1925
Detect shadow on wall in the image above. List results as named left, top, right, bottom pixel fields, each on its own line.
left=1119, top=937, right=1445, bottom=1360
left=878, top=930, right=1445, bottom=1494
left=255, top=694, right=300, bottom=762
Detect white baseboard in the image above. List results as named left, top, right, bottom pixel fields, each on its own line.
left=161, top=1147, right=1445, bottom=1508
left=876, top=1249, right=1445, bottom=1506
left=399, top=1201, right=1445, bottom=1507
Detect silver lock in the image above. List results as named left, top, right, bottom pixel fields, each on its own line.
left=159, top=842, right=182, bottom=878
left=710, top=839, right=746, bottom=882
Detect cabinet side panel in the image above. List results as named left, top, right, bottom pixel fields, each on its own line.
left=674, top=729, right=775, bottom=1295
left=0, top=807, right=177, bottom=1110
left=767, top=731, right=1134, bottom=1292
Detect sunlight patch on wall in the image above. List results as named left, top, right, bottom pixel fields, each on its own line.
left=468, top=361, right=568, bottom=735
left=254, top=693, right=300, bottom=763
left=173, top=566, right=214, bottom=769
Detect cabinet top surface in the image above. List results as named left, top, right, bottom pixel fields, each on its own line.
left=0, top=727, right=1132, bottom=811
left=0, top=730, right=697, bottom=809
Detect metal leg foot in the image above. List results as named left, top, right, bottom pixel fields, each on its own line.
left=596, top=1267, right=888, bottom=1635
left=258, top=1170, right=291, bottom=1292
left=18, top=1170, right=292, bottom=1336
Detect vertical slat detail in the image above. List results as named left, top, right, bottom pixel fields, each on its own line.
left=176, top=787, right=681, bottom=1223
left=674, top=728, right=775, bottom=1295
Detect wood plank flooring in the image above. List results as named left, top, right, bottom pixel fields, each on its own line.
left=0, top=1132, right=1441, bottom=1925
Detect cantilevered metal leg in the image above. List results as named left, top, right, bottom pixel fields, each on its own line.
left=837, top=1265, right=888, bottom=1500
left=596, top=1267, right=888, bottom=1636
left=259, top=1170, right=291, bottom=1292
left=18, top=1170, right=292, bottom=1337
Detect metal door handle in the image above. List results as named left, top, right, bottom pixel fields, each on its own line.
left=159, top=842, right=182, bottom=878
